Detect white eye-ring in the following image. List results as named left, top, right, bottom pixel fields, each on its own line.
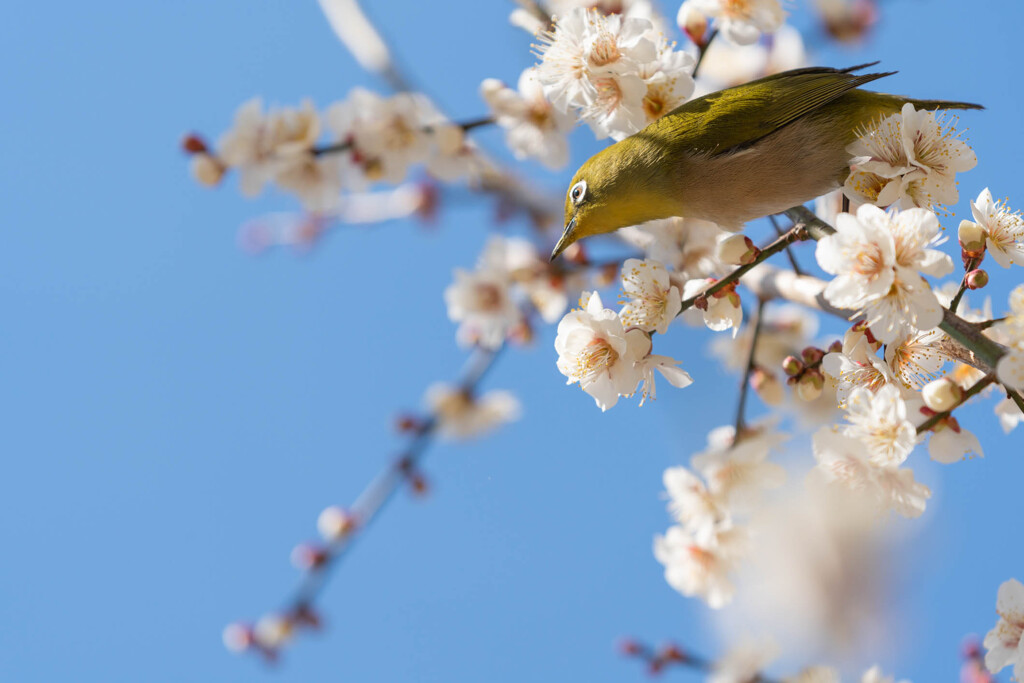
left=570, top=180, right=587, bottom=205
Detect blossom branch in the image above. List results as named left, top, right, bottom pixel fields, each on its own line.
left=691, top=28, right=719, bottom=79
left=225, top=345, right=504, bottom=660
left=734, top=298, right=766, bottom=435
left=768, top=214, right=805, bottom=275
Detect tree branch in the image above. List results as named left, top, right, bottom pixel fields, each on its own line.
left=734, top=298, right=766, bottom=436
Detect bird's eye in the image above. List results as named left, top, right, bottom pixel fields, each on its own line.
left=570, top=180, right=587, bottom=204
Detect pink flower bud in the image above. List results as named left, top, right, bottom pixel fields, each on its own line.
left=782, top=355, right=804, bottom=376
left=290, top=543, right=329, bottom=571
left=317, top=506, right=357, bottom=542
left=181, top=133, right=208, bottom=154
left=677, top=4, right=708, bottom=45
left=222, top=622, right=254, bottom=653
left=801, top=346, right=825, bottom=365
left=828, top=340, right=843, bottom=353
left=966, top=269, right=989, bottom=290
left=253, top=614, right=293, bottom=650
left=922, top=377, right=963, bottom=412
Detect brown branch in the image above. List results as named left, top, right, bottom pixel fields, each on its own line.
left=768, top=214, right=805, bottom=275
left=734, top=298, right=766, bottom=435
left=691, top=29, right=719, bottom=79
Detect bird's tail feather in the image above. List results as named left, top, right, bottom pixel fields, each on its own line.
left=909, top=98, right=985, bottom=111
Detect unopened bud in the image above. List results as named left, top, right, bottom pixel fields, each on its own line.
left=290, top=543, right=329, bottom=571
left=801, top=346, right=825, bottom=365
left=181, top=133, right=208, bottom=154
left=922, top=377, right=963, bottom=412
left=190, top=153, right=225, bottom=187
left=222, top=622, right=254, bottom=653
left=782, top=355, right=804, bottom=376
left=317, top=506, right=356, bottom=542
left=659, top=643, right=686, bottom=663
left=395, top=414, right=423, bottom=433
left=253, top=614, right=293, bottom=650
left=409, top=473, right=430, bottom=496
left=618, top=638, right=644, bottom=657
left=751, top=367, right=784, bottom=405
left=966, top=269, right=989, bottom=290
left=958, top=220, right=987, bottom=253
left=828, top=340, right=843, bottom=353
left=797, top=369, right=824, bottom=401
left=694, top=294, right=709, bottom=311
left=677, top=4, right=708, bottom=45
left=715, top=234, right=760, bottom=266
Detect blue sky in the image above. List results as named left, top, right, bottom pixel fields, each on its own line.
left=1, top=1, right=1023, bottom=681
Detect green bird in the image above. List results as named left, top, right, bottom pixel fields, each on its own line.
left=551, top=63, right=981, bottom=260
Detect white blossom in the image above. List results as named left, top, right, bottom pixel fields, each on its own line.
left=425, top=383, right=521, bottom=440
left=696, top=24, right=806, bottom=91
left=444, top=238, right=525, bottom=349
left=884, top=328, right=952, bottom=390
left=816, top=204, right=952, bottom=343
left=618, top=258, right=682, bottom=334
left=996, top=397, right=1024, bottom=433
left=839, top=385, right=918, bottom=467
left=984, top=578, right=1024, bottom=681
left=709, top=640, right=778, bottom=683
left=616, top=216, right=727, bottom=275
left=480, top=68, right=575, bottom=169
left=635, top=351, right=694, bottom=404
left=654, top=523, right=745, bottom=608
left=554, top=291, right=648, bottom=410
left=994, top=286, right=1024, bottom=390
left=861, top=666, right=910, bottom=683
left=712, top=303, right=818, bottom=372
left=844, top=103, right=976, bottom=212
left=535, top=8, right=694, bottom=140
left=927, top=419, right=983, bottom=464
left=964, top=188, right=1024, bottom=267
left=663, top=466, right=724, bottom=533
left=787, top=667, right=840, bottom=683
left=689, top=429, right=787, bottom=512
left=823, top=337, right=900, bottom=406
left=812, top=427, right=930, bottom=518
left=682, top=277, right=743, bottom=336
left=680, top=0, right=786, bottom=46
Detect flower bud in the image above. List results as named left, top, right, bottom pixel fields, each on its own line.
left=751, top=368, right=784, bottom=405
left=181, top=133, right=208, bottom=154
left=958, top=220, right=987, bottom=253
left=253, top=614, right=293, bottom=650
left=677, top=4, right=708, bottom=45
left=828, top=339, right=843, bottom=353
left=715, top=234, right=760, bottom=266
left=801, top=346, right=825, bottom=365
left=922, top=377, right=963, bottom=412
left=618, top=638, right=644, bottom=657
left=966, top=269, right=989, bottom=290
left=317, top=505, right=356, bottom=542
left=290, top=543, right=329, bottom=571
left=782, top=355, right=804, bottom=376
left=222, top=622, right=254, bottom=653
left=190, top=153, right=225, bottom=187
left=659, top=644, right=686, bottom=663
left=797, top=369, right=824, bottom=401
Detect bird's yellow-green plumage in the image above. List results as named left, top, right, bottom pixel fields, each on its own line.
left=551, top=64, right=982, bottom=260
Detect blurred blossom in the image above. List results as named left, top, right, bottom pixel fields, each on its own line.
left=731, top=487, right=896, bottom=659
left=678, top=0, right=786, bottom=47
left=712, top=303, right=819, bottom=372
left=618, top=259, right=682, bottom=334
left=445, top=237, right=526, bottom=350
left=616, top=216, right=727, bottom=276
left=814, top=0, right=877, bottom=43
left=480, top=68, right=575, bottom=169
left=425, top=383, right=521, bottom=440
left=696, top=25, right=806, bottom=92
left=654, top=522, right=746, bottom=608
left=983, top=578, right=1024, bottom=680
left=993, top=286, right=1024, bottom=390
left=709, top=639, right=778, bottom=683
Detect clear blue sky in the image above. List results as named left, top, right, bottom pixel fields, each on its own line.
left=1, top=1, right=1022, bottom=681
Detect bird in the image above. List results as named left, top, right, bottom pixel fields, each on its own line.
left=550, top=64, right=982, bottom=261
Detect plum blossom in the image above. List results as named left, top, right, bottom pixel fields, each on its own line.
left=984, top=578, right=1024, bottom=681
left=682, top=277, right=743, bottom=337
left=994, top=286, right=1024, bottom=391
left=963, top=188, right=1024, bottom=268
left=444, top=238, right=525, bottom=349
left=654, top=523, right=746, bottom=608
left=425, top=383, right=521, bottom=440
left=844, top=103, right=977, bottom=212
left=480, top=68, right=575, bottom=169
left=816, top=204, right=952, bottom=343
left=618, top=259, right=682, bottom=334
left=884, top=328, right=953, bottom=390
left=861, top=666, right=910, bottom=683
left=823, top=337, right=900, bottom=406
left=996, top=398, right=1024, bottom=433
left=679, top=0, right=786, bottom=46
left=712, top=303, right=818, bottom=372
left=535, top=8, right=694, bottom=140
left=616, top=216, right=727, bottom=275
left=926, top=419, right=983, bottom=464
left=696, top=24, right=806, bottom=92
left=663, top=466, right=724, bottom=533
left=554, top=292, right=649, bottom=410
left=839, top=385, right=918, bottom=467
left=689, top=428, right=787, bottom=512
left=708, top=640, right=778, bottom=683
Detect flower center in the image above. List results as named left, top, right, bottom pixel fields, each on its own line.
left=576, top=337, right=618, bottom=383
left=588, top=32, right=622, bottom=67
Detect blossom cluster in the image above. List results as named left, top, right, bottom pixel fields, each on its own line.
left=654, top=422, right=786, bottom=607
left=188, top=91, right=481, bottom=211
left=677, top=0, right=787, bottom=47
left=534, top=8, right=696, bottom=141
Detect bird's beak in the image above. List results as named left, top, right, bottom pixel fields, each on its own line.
left=550, top=216, right=576, bottom=262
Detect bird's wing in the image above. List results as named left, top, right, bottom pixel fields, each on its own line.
left=647, top=65, right=895, bottom=156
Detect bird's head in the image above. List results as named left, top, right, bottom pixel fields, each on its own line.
left=550, top=138, right=680, bottom=261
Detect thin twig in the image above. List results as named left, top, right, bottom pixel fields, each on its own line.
left=768, top=214, right=804, bottom=275
left=916, top=375, right=996, bottom=433
left=691, top=29, right=719, bottom=79
left=734, top=299, right=766, bottom=436
left=1007, top=388, right=1024, bottom=416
